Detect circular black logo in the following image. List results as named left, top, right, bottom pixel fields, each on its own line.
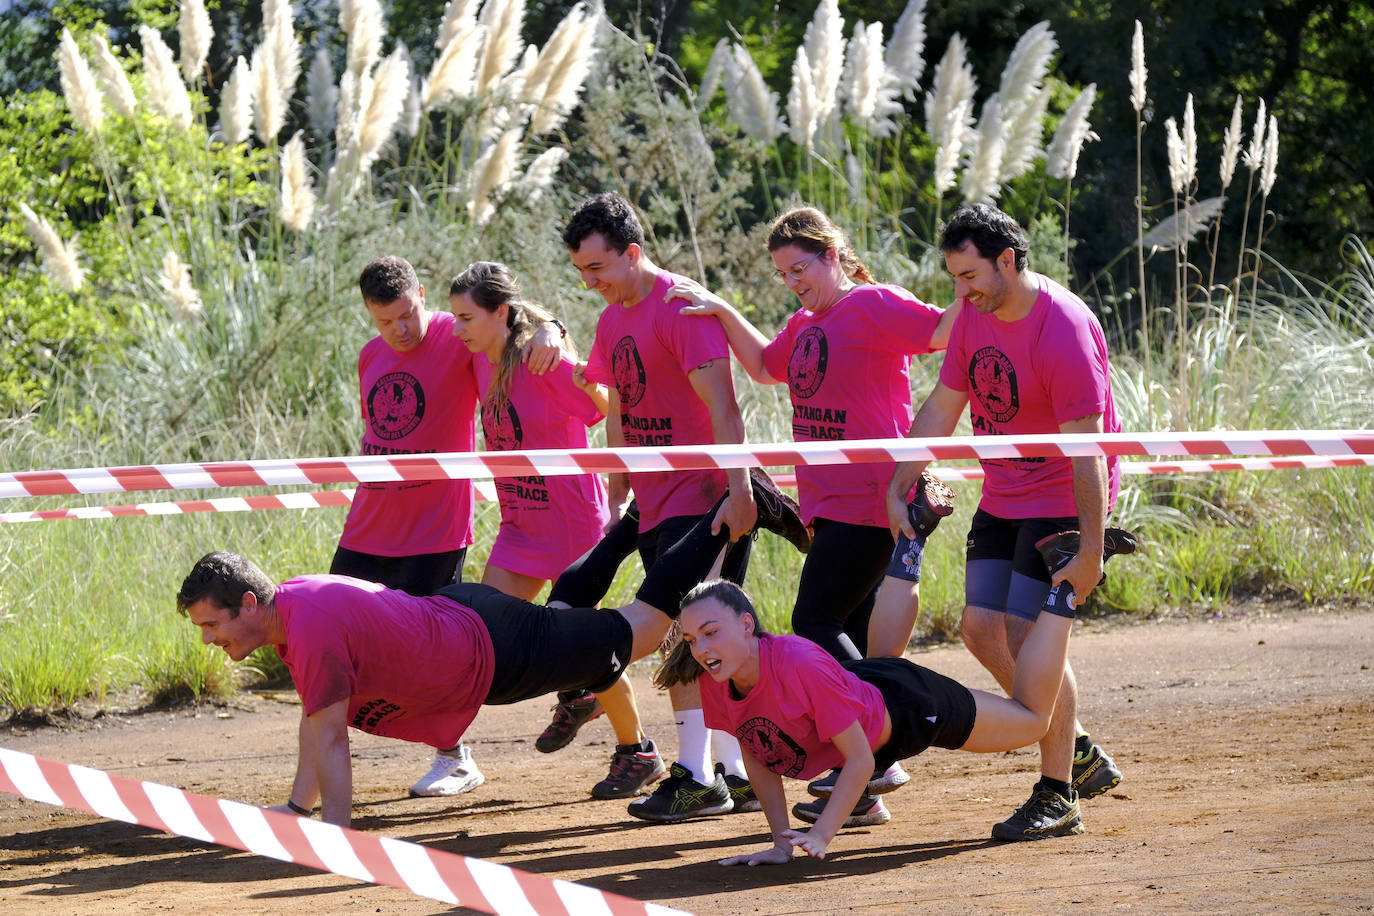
left=482, top=400, right=524, bottom=452
left=738, top=715, right=807, bottom=777
left=787, top=326, right=829, bottom=400
left=611, top=336, right=647, bottom=408
left=969, top=346, right=1019, bottom=423
left=367, top=371, right=425, bottom=440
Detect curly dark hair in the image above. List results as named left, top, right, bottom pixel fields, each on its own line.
left=358, top=255, right=419, bottom=304
left=562, top=192, right=645, bottom=253
left=939, top=203, right=1030, bottom=272
left=176, top=551, right=275, bottom=617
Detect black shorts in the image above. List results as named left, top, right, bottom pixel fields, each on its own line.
left=330, top=545, right=466, bottom=596
left=438, top=583, right=634, bottom=704
left=964, top=509, right=1079, bottom=621
left=842, top=657, right=977, bottom=771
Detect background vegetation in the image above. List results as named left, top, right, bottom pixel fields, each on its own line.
left=0, top=0, right=1370, bottom=718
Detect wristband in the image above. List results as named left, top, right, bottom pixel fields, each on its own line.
left=552, top=318, right=567, bottom=339
left=285, top=799, right=312, bottom=816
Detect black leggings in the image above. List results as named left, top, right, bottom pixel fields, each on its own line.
left=791, top=520, right=894, bottom=662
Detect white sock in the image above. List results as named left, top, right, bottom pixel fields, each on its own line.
left=674, top=707, right=712, bottom=784
left=710, top=729, right=746, bottom=779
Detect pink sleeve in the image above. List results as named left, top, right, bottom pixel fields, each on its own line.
left=760, top=317, right=795, bottom=381
left=879, top=289, right=943, bottom=355
left=663, top=307, right=729, bottom=373
left=583, top=315, right=612, bottom=386
left=1046, top=313, right=1111, bottom=424
left=284, top=612, right=355, bottom=716
left=938, top=308, right=971, bottom=392
left=550, top=357, right=605, bottom=426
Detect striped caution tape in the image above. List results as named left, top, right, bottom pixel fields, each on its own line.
left=1, top=429, right=1370, bottom=500
left=0, top=746, right=690, bottom=915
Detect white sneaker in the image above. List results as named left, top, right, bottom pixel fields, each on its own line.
left=409, top=744, right=485, bottom=797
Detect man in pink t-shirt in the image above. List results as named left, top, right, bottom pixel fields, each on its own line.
left=888, top=204, right=1126, bottom=843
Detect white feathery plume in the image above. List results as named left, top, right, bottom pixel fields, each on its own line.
left=521, top=4, right=585, bottom=103
left=160, top=250, right=203, bottom=321
left=787, top=44, right=818, bottom=149
left=924, top=34, right=976, bottom=153
left=518, top=145, right=567, bottom=200
left=91, top=34, right=137, bottom=118
left=335, top=69, right=359, bottom=151
left=250, top=43, right=284, bottom=143
left=139, top=26, right=193, bottom=131
left=961, top=94, right=1005, bottom=204
left=1260, top=114, right=1278, bottom=195
left=997, top=21, right=1056, bottom=120
left=723, top=43, right=783, bottom=142
left=178, top=0, right=212, bottom=82
left=884, top=0, right=926, bottom=101
left=845, top=151, right=862, bottom=204
left=1139, top=196, right=1225, bottom=251
left=59, top=29, right=104, bottom=134
left=932, top=96, right=970, bottom=196
left=306, top=48, right=338, bottom=138
left=219, top=55, right=254, bottom=144
left=1163, top=116, right=1185, bottom=195
left=18, top=203, right=86, bottom=292
left=697, top=37, right=729, bottom=110
left=340, top=0, right=383, bottom=80
left=265, top=2, right=301, bottom=116
left=279, top=131, right=316, bottom=233
left=476, top=0, right=528, bottom=95
left=1046, top=82, right=1097, bottom=181
left=999, top=84, right=1050, bottom=183
left=436, top=0, right=480, bottom=50
left=424, top=21, right=485, bottom=111
left=1220, top=95, right=1243, bottom=191
left=843, top=21, right=900, bottom=137
left=1243, top=97, right=1267, bottom=171
left=397, top=44, right=422, bottom=138
left=469, top=127, right=522, bottom=224
left=354, top=49, right=411, bottom=168
left=802, top=0, right=846, bottom=128
left=528, top=10, right=598, bottom=136
left=1181, top=93, right=1197, bottom=194
left=1129, top=19, right=1146, bottom=113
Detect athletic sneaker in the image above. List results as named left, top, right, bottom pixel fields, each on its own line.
left=748, top=467, right=812, bottom=553
left=591, top=739, right=667, bottom=799
left=806, top=762, right=911, bottom=798
left=716, top=763, right=762, bottom=813
left=409, top=744, right=485, bottom=797
left=534, top=689, right=604, bottom=753
left=990, top=785, right=1085, bottom=841
left=909, top=471, right=955, bottom=540
left=626, top=762, right=733, bottom=822
left=1072, top=743, right=1123, bottom=799
left=792, top=795, right=891, bottom=828
left=1035, top=526, right=1139, bottom=578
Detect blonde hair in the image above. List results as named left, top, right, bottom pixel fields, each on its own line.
left=766, top=206, right=874, bottom=284
left=449, top=261, right=566, bottom=411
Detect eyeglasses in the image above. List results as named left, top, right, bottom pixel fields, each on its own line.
left=771, top=250, right=824, bottom=285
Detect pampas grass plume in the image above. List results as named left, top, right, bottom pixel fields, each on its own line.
left=1261, top=114, right=1278, bottom=195
left=160, top=250, right=204, bottom=322
left=1046, top=82, right=1097, bottom=181
left=437, top=0, right=480, bottom=50
left=697, top=38, right=729, bottom=110
left=18, top=203, right=86, bottom=292
left=1182, top=93, right=1197, bottom=194
left=724, top=43, right=783, bottom=142
left=962, top=94, right=1005, bottom=204
left=425, top=20, right=485, bottom=110
left=91, top=34, right=137, bottom=118
left=280, top=131, right=316, bottom=233
left=528, top=9, right=597, bottom=137
left=925, top=34, right=976, bottom=151
left=843, top=21, right=900, bottom=137
left=251, top=43, right=284, bottom=143
left=59, top=29, right=104, bottom=134
left=932, top=97, right=969, bottom=196
left=1164, top=116, right=1185, bottom=195
left=1129, top=20, right=1146, bottom=113
left=340, top=0, right=383, bottom=80
left=999, top=85, right=1049, bottom=183
left=519, top=145, right=567, bottom=200
left=997, top=21, right=1056, bottom=118
left=802, top=0, right=846, bottom=126
left=1139, top=196, right=1225, bottom=251
left=469, top=127, right=522, bottom=224
left=139, top=26, right=193, bottom=131
left=476, top=0, right=528, bottom=95
left=306, top=48, right=338, bottom=138
left=179, top=0, right=212, bottom=83
left=220, top=55, right=254, bottom=144
left=787, top=44, right=818, bottom=149
left=266, top=5, right=301, bottom=117
left=1243, top=98, right=1267, bottom=171
left=885, top=0, right=926, bottom=101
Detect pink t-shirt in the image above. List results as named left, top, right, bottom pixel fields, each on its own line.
left=761, top=284, right=944, bottom=526
left=584, top=270, right=730, bottom=530
left=339, top=311, right=477, bottom=556
left=699, top=634, right=886, bottom=781
left=475, top=355, right=611, bottom=581
left=274, top=575, right=495, bottom=748
left=939, top=273, right=1121, bottom=519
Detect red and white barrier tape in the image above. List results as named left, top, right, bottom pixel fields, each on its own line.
left=1, top=430, right=1370, bottom=500
left=0, top=747, right=689, bottom=915
left=4, top=456, right=1369, bottom=525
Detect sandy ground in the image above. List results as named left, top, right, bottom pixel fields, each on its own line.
left=2, top=606, right=1372, bottom=916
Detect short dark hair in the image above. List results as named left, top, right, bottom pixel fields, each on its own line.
left=176, top=551, right=276, bottom=617
left=359, top=255, right=419, bottom=305
left=939, top=204, right=1030, bottom=272
left=562, top=193, right=645, bottom=253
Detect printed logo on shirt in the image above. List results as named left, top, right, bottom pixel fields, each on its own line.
left=969, top=346, right=1019, bottom=423
left=482, top=399, right=524, bottom=452
left=351, top=697, right=403, bottom=732
left=787, top=326, right=829, bottom=400
left=367, top=371, right=426, bottom=440
left=611, top=335, right=647, bottom=407
left=737, top=715, right=807, bottom=778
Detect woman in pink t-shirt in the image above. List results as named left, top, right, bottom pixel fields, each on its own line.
left=678, top=579, right=1075, bottom=865
left=449, top=262, right=611, bottom=600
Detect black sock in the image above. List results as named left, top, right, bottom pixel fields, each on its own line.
left=1038, top=776, right=1073, bottom=799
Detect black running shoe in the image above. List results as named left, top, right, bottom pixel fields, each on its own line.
left=908, top=470, right=955, bottom=540
left=990, top=785, right=1085, bottom=841
left=1072, top=743, right=1123, bottom=799
left=534, top=690, right=603, bottom=753
left=747, top=467, right=811, bottom=553
left=591, top=739, right=666, bottom=799
left=715, top=763, right=762, bottom=813
left=1035, top=526, right=1138, bottom=578
left=626, top=762, right=733, bottom=822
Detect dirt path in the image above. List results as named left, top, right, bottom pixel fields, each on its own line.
left=3, top=607, right=1372, bottom=915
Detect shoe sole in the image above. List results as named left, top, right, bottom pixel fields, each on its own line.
left=534, top=706, right=604, bottom=754
left=626, top=800, right=734, bottom=822
left=808, top=770, right=911, bottom=799
left=990, top=810, right=1085, bottom=841
left=749, top=467, right=811, bottom=553
left=409, top=774, right=486, bottom=798
left=728, top=799, right=763, bottom=813
left=590, top=765, right=667, bottom=800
